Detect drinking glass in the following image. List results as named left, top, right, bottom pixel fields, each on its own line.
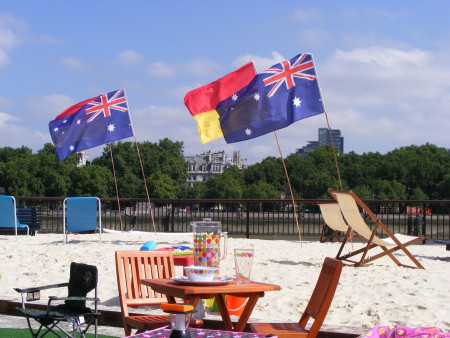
left=234, top=249, right=254, bottom=284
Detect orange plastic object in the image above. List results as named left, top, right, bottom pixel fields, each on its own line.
left=225, top=295, right=248, bottom=317
left=161, top=303, right=194, bottom=313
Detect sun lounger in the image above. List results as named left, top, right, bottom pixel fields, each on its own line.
left=329, top=189, right=425, bottom=269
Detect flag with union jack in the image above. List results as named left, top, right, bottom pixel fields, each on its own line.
left=216, top=53, right=324, bottom=143
left=49, top=89, right=134, bottom=161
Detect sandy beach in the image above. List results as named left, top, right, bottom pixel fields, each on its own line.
left=0, top=232, right=449, bottom=333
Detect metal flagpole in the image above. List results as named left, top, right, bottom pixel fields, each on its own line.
left=273, top=131, right=303, bottom=246
left=109, top=143, right=124, bottom=231
left=122, top=89, right=156, bottom=233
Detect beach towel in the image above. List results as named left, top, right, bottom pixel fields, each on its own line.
left=363, top=325, right=450, bottom=337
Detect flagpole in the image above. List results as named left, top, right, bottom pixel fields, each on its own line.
left=133, top=136, right=157, bottom=233
left=122, top=89, right=156, bottom=233
left=324, top=112, right=343, bottom=190
left=273, top=131, right=303, bottom=246
left=109, top=143, right=124, bottom=231
left=310, top=54, right=343, bottom=191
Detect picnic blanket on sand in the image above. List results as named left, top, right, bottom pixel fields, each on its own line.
left=363, top=326, right=450, bottom=337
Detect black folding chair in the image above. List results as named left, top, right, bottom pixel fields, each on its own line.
left=14, top=262, right=100, bottom=338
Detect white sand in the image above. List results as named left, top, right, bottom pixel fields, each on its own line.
left=0, top=233, right=449, bottom=332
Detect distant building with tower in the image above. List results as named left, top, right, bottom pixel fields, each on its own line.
left=185, top=150, right=244, bottom=187
left=296, top=128, right=344, bottom=157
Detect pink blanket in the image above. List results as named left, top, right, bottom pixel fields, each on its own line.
left=363, top=326, right=450, bottom=337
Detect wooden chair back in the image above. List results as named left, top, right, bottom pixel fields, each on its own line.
left=250, top=257, right=343, bottom=338
left=115, top=250, right=175, bottom=317
left=299, top=257, right=343, bottom=337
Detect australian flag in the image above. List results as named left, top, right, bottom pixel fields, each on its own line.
left=49, top=89, right=134, bottom=161
left=216, top=53, right=325, bottom=143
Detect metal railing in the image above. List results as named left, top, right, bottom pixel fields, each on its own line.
left=12, top=196, right=450, bottom=242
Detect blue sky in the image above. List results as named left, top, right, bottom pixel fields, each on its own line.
left=1, top=1, right=450, bottom=164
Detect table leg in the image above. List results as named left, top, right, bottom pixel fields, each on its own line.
left=234, top=294, right=261, bottom=332
left=214, top=294, right=234, bottom=331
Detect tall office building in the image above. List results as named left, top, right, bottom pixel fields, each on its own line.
left=318, top=128, right=344, bottom=154
left=296, top=128, right=344, bottom=157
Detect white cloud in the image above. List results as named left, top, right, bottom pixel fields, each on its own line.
left=316, top=46, right=450, bottom=154
left=0, top=47, right=10, bottom=65
left=133, top=105, right=187, bottom=132
left=293, top=8, right=321, bottom=21
left=184, top=57, right=221, bottom=77
left=298, top=28, right=330, bottom=47
left=0, top=111, right=20, bottom=127
left=333, top=46, right=429, bottom=68
left=38, top=34, right=62, bottom=44
left=59, top=56, right=89, bottom=71
left=26, top=94, right=75, bottom=118
left=232, top=51, right=285, bottom=73
left=146, top=61, right=177, bottom=77
left=115, top=49, right=145, bottom=67
left=0, top=96, right=12, bottom=108
left=0, top=111, right=51, bottom=151
left=0, top=12, right=28, bottom=66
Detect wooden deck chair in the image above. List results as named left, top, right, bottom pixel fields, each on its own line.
left=329, top=189, right=425, bottom=269
left=115, top=251, right=202, bottom=336
left=0, top=195, right=29, bottom=239
left=250, top=257, right=343, bottom=338
left=63, top=197, right=101, bottom=244
left=318, top=202, right=364, bottom=243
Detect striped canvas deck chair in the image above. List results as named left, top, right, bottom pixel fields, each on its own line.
left=329, top=189, right=425, bottom=269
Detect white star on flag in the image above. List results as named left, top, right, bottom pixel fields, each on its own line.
left=245, top=128, right=252, bottom=136
left=232, top=94, right=238, bottom=101
left=293, top=97, right=302, bottom=107
left=107, top=124, right=116, bottom=132
left=253, top=93, right=260, bottom=101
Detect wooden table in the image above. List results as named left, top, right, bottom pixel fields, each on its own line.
left=141, top=278, right=280, bottom=332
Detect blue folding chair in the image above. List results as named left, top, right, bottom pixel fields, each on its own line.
left=63, top=197, right=101, bottom=244
left=0, top=195, right=29, bottom=239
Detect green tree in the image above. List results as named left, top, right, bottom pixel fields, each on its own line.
left=68, top=165, right=113, bottom=197
left=371, top=179, right=406, bottom=200
left=206, top=167, right=243, bottom=199
left=147, top=172, right=177, bottom=198
left=184, top=182, right=208, bottom=199
left=243, top=180, right=279, bottom=199
left=92, top=139, right=188, bottom=198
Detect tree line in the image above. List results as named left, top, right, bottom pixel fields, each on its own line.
left=0, top=140, right=449, bottom=201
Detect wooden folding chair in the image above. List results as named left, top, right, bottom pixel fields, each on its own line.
left=250, top=257, right=343, bottom=338
left=115, top=250, right=202, bottom=336
left=328, top=189, right=425, bottom=269
left=319, top=202, right=364, bottom=243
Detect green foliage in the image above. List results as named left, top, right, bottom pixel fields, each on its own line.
left=184, top=182, right=208, bottom=199
left=243, top=180, right=279, bottom=199
left=0, top=141, right=448, bottom=201
left=147, top=172, right=178, bottom=198
left=206, top=166, right=243, bottom=199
